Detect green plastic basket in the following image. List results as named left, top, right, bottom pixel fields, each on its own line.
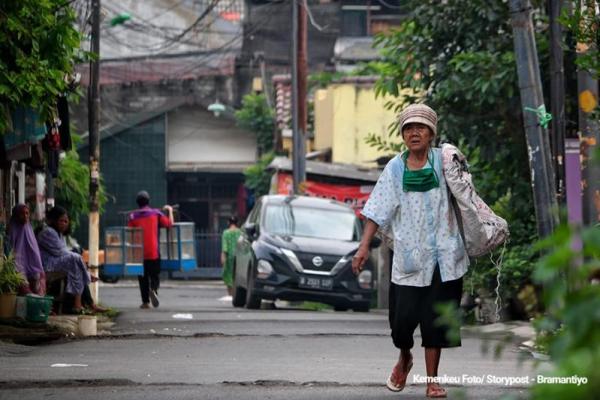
left=25, top=295, right=53, bottom=323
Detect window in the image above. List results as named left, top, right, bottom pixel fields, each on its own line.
left=341, top=0, right=406, bottom=37
left=263, top=205, right=361, bottom=241
left=246, top=200, right=262, bottom=225
left=341, top=9, right=367, bottom=37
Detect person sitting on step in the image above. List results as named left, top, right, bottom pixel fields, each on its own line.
left=37, top=206, right=92, bottom=314
left=8, top=204, right=46, bottom=296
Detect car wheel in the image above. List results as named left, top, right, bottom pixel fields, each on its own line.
left=232, top=285, right=247, bottom=307
left=352, top=304, right=370, bottom=312
left=99, top=274, right=119, bottom=284
left=245, top=264, right=262, bottom=309
left=334, top=306, right=348, bottom=312
left=231, top=264, right=246, bottom=307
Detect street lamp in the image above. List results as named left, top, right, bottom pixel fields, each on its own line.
left=208, top=101, right=226, bottom=117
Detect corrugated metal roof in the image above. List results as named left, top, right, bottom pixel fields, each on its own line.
left=76, top=53, right=236, bottom=86
left=78, top=97, right=190, bottom=147
left=334, top=37, right=381, bottom=61
left=268, top=156, right=381, bottom=183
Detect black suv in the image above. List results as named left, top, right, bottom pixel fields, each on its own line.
left=232, top=195, right=379, bottom=311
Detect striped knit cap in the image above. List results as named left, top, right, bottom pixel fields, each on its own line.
left=398, top=104, right=438, bottom=136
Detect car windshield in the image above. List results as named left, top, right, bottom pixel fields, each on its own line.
left=263, top=204, right=361, bottom=241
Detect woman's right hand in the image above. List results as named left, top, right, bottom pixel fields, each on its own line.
left=352, top=245, right=370, bottom=275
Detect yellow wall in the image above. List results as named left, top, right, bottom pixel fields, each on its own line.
left=282, top=137, right=312, bottom=155
left=314, top=89, right=333, bottom=150
left=314, top=83, right=399, bottom=167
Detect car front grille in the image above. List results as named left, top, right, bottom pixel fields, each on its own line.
left=295, top=252, right=343, bottom=274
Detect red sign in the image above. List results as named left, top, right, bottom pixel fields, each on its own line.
left=220, top=11, right=241, bottom=21
left=276, top=173, right=374, bottom=215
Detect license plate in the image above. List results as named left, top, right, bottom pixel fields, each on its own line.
left=298, top=276, right=333, bottom=290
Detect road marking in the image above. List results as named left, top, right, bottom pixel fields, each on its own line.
left=51, top=364, right=88, bottom=368
left=172, top=313, right=194, bottom=319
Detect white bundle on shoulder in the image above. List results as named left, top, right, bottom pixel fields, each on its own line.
left=441, top=143, right=509, bottom=257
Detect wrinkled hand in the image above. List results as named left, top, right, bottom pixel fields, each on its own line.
left=352, top=246, right=370, bottom=275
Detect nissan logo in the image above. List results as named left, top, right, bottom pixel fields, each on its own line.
left=312, top=256, right=323, bottom=267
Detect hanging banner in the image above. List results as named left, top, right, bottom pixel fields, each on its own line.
left=35, top=172, right=46, bottom=221
left=275, top=173, right=374, bottom=214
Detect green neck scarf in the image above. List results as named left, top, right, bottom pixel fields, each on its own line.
left=402, top=150, right=440, bottom=192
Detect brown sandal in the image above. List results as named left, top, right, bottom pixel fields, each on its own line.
left=386, top=357, right=413, bottom=392
left=426, top=384, right=447, bottom=398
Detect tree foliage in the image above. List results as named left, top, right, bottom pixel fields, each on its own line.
left=236, top=93, right=276, bottom=197
left=367, top=0, right=552, bottom=309
left=368, top=0, right=544, bottom=247
left=54, top=137, right=107, bottom=233
left=532, top=214, right=600, bottom=399
left=235, top=93, right=275, bottom=155
left=0, top=0, right=85, bottom=134
left=243, top=151, right=275, bottom=197
left=560, top=1, right=600, bottom=80
left=0, top=253, right=25, bottom=294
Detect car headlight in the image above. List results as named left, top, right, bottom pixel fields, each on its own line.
left=330, top=256, right=350, bottom=275
left=257, top=259, right=274, bottom=279
left=357, top=270, right=372, bottom=289
left=280, top=248, right=304, bottom=273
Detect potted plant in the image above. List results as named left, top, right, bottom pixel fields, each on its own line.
left=0, top=253, right=26, bottom=318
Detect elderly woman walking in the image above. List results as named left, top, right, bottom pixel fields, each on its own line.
left=352, top=104, right=468, bottom=398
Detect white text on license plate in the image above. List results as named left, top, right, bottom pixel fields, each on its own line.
left=299, top=276, right=333, bottom=290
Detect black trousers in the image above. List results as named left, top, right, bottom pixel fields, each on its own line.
left=138, top=259, right=161, bottom=304
left=389, top=266, right=463, bottom=349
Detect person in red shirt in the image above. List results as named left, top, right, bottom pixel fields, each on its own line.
left=128, top=191, right=174, bottom=309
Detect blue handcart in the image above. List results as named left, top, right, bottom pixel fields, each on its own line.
left=160, top=222, right=197, bottom=272
left=103, top=226, right=144, bottom=277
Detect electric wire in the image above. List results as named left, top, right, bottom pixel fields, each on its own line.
left=374, top=0, right=405, bottom=10
left=302, top=0, right=326, bottom=32
left=78, top=0, right=277, bottom=128
left=80, top=0, right=279, bottom=118
left=125, top=0, right=221, bottom=52
left=85, top=0, right=270, bottom=57
left=145, top=0, right=190, bottom=22
left=140, top=4, right=279, bottom=79
left=99, top=0, right=240, bottom=54
left=152, top=0, right=222, bottom=49
left=73, top=0, right=277, bottom=144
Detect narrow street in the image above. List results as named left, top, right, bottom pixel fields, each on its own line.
left=0, top=281, right=543, bottom=399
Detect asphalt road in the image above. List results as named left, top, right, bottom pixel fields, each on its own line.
left=0, top=280, right=546, bottom=399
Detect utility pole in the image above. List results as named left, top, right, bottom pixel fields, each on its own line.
left=88, top=0, right=101, bottom=302
left=291, top=0, right=307, bottom=194
left=549, top=0, right=566, bottom=204
left=578, top=44, right=600, bottom=225
left=509, top=0, right=559, bottom=238
left=573, top=1, right=600, bottom=227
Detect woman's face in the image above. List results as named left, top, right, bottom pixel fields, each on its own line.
left=17, top=206, right=30, bottom=224
left=402, top=123, right=433, bottom=153
left=56, top=214, right=70, bottom=234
